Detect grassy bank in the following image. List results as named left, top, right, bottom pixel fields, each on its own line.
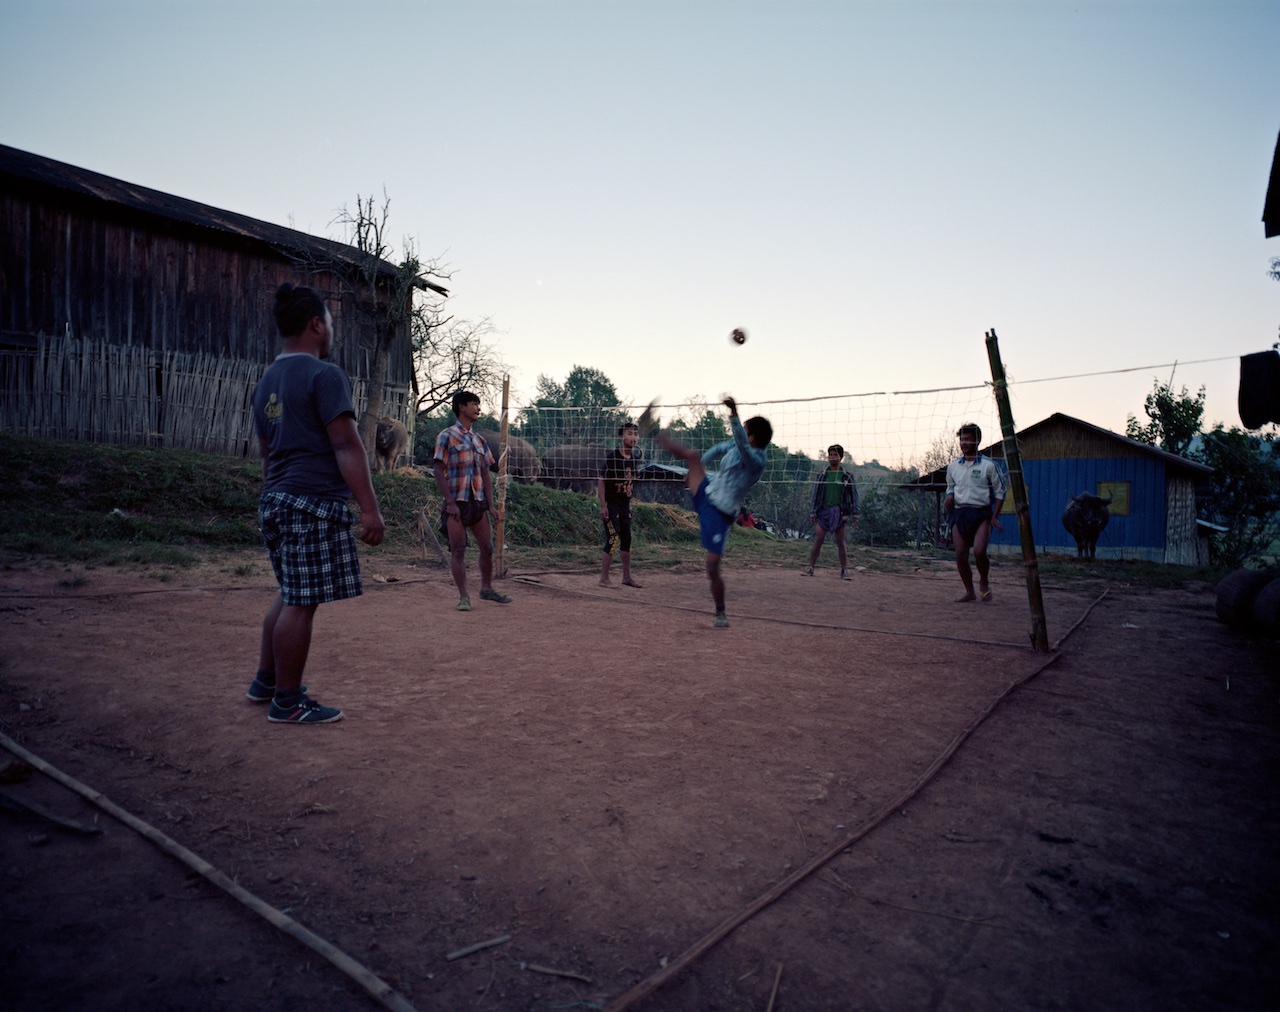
left=0, top=432, right=1222, bottom=589
left=0, top=432, right=717, bottom=572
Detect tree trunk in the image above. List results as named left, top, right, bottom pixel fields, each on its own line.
left=360, top=336, right=391, bottom=462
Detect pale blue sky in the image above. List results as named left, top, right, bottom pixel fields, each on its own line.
left=3, top=0, right=1277, bottom=459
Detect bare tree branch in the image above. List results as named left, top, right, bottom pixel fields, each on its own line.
left=412, top=315, right=507, bottom=417
left=280, top=190, right=502, bottom=455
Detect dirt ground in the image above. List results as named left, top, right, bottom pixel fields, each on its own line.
left=0, top=550, right=1277, bottom=1012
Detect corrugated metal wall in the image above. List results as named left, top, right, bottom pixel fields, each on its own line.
left=989, top=456, right=1169, bottom=560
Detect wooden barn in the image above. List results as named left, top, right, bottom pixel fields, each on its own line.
left=0, top=143, right=439, bottom=457
left=914, top=413, right=1214, bottom=564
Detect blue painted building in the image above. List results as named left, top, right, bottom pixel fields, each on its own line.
left=918, top=414, right=1214, bottom=564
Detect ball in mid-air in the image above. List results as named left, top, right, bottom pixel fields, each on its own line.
left=730, top=327, right=747, bottom=346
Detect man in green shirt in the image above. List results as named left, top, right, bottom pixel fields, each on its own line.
left=804, top=444, right=858, bottom=580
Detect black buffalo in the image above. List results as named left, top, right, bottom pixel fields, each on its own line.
left=1062, top=492, right=1112, bottom=558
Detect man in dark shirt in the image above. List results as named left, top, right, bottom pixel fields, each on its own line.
left=248, top=283, right=385, bottom=724
left=598, top=422, right=642, bottom=588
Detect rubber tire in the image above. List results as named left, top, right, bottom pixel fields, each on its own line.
left=1214, top=569, right=1274, bottom=630
left=1248, top=575, right=1280, bottom=637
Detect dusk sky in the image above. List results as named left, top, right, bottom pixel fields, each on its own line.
left=2, top=0, right=1277, bottom=461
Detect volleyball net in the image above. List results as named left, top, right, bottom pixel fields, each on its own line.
left=489, top=383, right=1001, bottom=544
left=507, top=385, right=999, bottom=475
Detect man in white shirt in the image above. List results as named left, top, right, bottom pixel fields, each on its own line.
left=944, top=423, right=1005, bottom=603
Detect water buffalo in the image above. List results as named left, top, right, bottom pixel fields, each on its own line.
left=1062, top=492, right=1112, bottom=558
left=539, top=444, right=609, bottom=495
left=475, top=429, right=540, bottom=484
left=375, top=416, right=410, bottom=472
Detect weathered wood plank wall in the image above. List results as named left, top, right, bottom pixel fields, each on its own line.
left=0, top=190, right=414, bottom=387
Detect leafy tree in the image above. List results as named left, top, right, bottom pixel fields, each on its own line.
left=852, top=469, right=927, bottom=548
left=1196, top=425, right=1280, bottom=567
left=412, top=406, right=455, bottom=467
left=539, top=366, right=620, bottom=409
left=747, top=446, right=817, bottom=538
left=516, top=366, right=629, bottom=448
left=1125, top=380, right=1205, bottom=456
left=1124, top=378, right=1280, bottom=567
left=1269, top=256, right=1280, bottom=282
left=666, top=408, right=729, bottom=452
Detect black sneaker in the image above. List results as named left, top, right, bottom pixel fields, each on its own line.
left=267, top=696, right=343, bottom=724
left=246, top=677, right=307, bottom=702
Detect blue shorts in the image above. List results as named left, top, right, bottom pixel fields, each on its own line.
left=692, top=477, right=735, bottom=555
left=815, top=506, right=845, bottom=533
left=260, top=492, right=363, bottom=606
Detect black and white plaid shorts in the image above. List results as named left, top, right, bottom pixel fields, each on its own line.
left=259, top=492, right=362, bottom=606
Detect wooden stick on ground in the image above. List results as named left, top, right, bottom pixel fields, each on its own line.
left=445, top=934, right=512, bottom=961
left=523, top=962, right=593, bottom=984
left=0, top=732, right=419, bottom=1012
left=417, top=509, right=448, bottom=565
left=0, top=789, right=103, bottom=834
left=766, top=963, right=783, bottom=1012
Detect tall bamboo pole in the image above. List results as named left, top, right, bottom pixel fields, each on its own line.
left=984, top=329, right=1050, bottom=653
left=494, top=375, right=511, bottom=580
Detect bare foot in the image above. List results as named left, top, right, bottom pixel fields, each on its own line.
left=599, top=579, right=613, bottom=588
left=636, top=400, right=660, bottom=437
left=954, top=592, right=977, bottom=603
left=622, top=578, right=642, bottom=588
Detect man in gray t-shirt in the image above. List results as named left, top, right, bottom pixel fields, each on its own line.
left=247, top=283, right=385, bottom=724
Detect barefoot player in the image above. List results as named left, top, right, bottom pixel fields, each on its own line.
left=598, top=422, right=643, bottom=588
left=944, top=423, right=1005, bottom=603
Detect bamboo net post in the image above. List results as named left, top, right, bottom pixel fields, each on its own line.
left=984, top=328, right=1050, bottom=653
left=494, top=375, right=511, bottom=580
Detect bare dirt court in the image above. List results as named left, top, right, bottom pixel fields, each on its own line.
left=1, top=554, right=1277, bottom=1011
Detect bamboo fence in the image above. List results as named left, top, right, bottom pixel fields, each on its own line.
left=0, top=334, right=411, bottom=458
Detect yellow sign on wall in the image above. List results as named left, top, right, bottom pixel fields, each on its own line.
left=1097, top=481, right=1131, bottom=517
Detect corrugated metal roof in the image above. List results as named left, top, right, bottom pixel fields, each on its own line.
left=1017, top=413, right=1214, bottom=475
left=638, top=462, right=688, bottom=477
left=1264, top=130, right=1280, bottom=239
left=0, top=143, right=448, bottom=295
left=908, top=411, right=1214, bottom=487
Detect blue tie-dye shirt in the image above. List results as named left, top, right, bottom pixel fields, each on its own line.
left=701, top=415, right=768, bottom=516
